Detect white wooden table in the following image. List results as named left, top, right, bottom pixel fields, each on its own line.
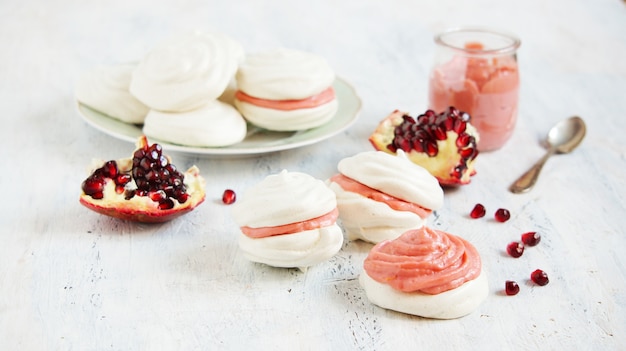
left=2, top=0, right=625, bottom=349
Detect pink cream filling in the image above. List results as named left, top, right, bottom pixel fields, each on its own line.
left=240, top=208, right=339, bottom=238
left=329, top=174, right=433, bottom=218
left=235, top=86, right=336, bottom=111
left=363, top=227, right=482, bottom=294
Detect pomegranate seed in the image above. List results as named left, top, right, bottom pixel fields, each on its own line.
left=470, top=203, right=486, bottom=218
left=521, top=232, right=541, bottom=246
left=91, top=191, right=104, bottom=200
left=505, top=280, right=520, bottom=296
left=115, top=173, right=131, bottom=186
left=158, top=198, right=175, bottom=210
left=222, top=189, right=236, bottom=204
left=530, top=269, right=549, bottom=286
left=82, top=176, right=106, bottom=197
left=494, top=208, right=511, bottom=222
left=139, top=158, right=152, bottom=170
left=506, top=241, right=524, bottom=258
left=149, top=190, right=167, bottom=202
left=456, top=133, right=471, bottom=147
left=102, top=160, right=118, bottom=178
left=177, top=193, right=190, bottom=204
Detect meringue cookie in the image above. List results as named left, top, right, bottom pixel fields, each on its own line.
left=130, top=31, right=244, bottom=112
left=236, top=48, right=335, bottom=100
left=232, top=170, right=336, bottom=228
left=233, top=48, right=338, bottom=131
left=75, top=63, right=149, bottom=124
left=327, top=182, right=426, bottom=243
left=360, top=227, right=488, bottom=319
left=234, top=98, right=338, bottom=131
left=142, top=100, right=246, bottom=147
left=237, top=226, right=343, bottom=269
left=360, top=270, right=488, bottom=319
left=231, top=170, right=343, bottom=269
left=327, top=150, right=443, bottom=244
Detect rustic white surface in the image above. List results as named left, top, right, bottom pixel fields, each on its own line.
left=1, top=0, right=625, bottom=350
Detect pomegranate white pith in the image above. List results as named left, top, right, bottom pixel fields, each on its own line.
left=79, top=136, right=205, bottom=223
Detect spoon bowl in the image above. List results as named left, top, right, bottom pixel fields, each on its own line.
left=510, top=116, right=586, bottom=193
left=548, top=116, right=586, bottom=153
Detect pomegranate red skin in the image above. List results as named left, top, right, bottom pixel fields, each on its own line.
left=79, top=194, right=205, bottom=223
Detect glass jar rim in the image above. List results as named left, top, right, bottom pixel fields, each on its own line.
left=434, top=27, right=521, bottom=56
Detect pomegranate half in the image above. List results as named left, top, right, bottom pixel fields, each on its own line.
left=79, top=136, right=205, bottom=223
left=369, top=107, right=480, bottom=186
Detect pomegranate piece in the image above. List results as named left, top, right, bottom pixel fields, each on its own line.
left=521, top=231, right=541, bottom=246
left=79, top=136, right=206, bottom=223
left=505, top=280, right=520, bottom=296
left=506, top=241, right=524, bottom=258
left=222, top=189, right=237, bottom=204
left=530, top=269, right=549, bottom=286
left=369, top=107, right=480, bottom=186
left=469, top=203, right=486, bottom=218
left=494, top=208, right=511, bottom=222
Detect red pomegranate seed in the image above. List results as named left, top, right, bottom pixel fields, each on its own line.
left=222, top=189, right=237, bottom=204
left=505, top=280, right=520, bottom=296
left=506, top=241, right=525, bottom=258
left=531, top=269, right=549, bottom=286
left=158, top=198, right=175, bottom=210
left=149, top=190, right=167, bottom=202
left=470, top=203, right=486, bottom=218
left=102, top=160, right=118, bottom=178
left=494, top=208, right=511, bottom=222
left=521, top=232, right=541, bottom=246
left=82, top=176, right=106, bottom=197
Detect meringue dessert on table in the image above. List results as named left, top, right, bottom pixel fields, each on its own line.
left=233, top=48, right=339, bottom=131
left=231, top=170, right=344, bottom=271
left=142, top=99, right=247, bottom=148
left=130, top=30, right=244, bottom=112
left=360, top=226, right=488, bottom=319
left=75, top=63, right=149, bottom=124
left=129, top=30, right=248, bottom=148
left=327, top=150, right=444, bottom=244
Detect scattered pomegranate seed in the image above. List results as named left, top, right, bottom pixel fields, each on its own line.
left=530, top=269, right=549, bottom=286
left=470, top=203, right=486, bottom=218
left=521, top=231, right=541, bottom=246
left=222, top=189, right=236, bottom=204
left=505, top=280, right=520, bottom=296
left=506, top=241, right=525, bottom=258
left=494, top=208, right=511, bottom=222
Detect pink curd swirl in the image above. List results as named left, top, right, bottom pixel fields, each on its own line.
left=363, top=227, right=482, bottom=294
left=235, top=86, right=336, bottom=111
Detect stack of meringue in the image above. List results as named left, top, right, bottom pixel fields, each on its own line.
left=76, top=30, right=248, bottom=148
left=231, top=170, right=344, bottom=271
left=327, top=150, right=444, bottom=244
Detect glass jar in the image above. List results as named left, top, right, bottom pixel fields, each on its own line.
left=428, top=27, right=521, bottom=151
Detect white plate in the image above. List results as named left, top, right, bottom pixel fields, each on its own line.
left=77, top=77, right=362, bottom=156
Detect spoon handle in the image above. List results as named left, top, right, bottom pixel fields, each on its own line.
left=509, top=148, right=556, bottom=193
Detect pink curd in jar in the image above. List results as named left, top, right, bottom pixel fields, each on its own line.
left=428, top=42, right=520, bottom=151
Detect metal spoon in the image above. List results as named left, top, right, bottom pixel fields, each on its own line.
left=509, top=116, right=586, bottom=193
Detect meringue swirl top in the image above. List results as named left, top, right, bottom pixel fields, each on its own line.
left=337, top=151, right=443, bottom=211
left=130, top=31, right=244, bottom=112
left=231, top=170, right=337, bottom=228
left=363, top=227, right=482, bottom=294
left=236, top=48, right=335, bottom=100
